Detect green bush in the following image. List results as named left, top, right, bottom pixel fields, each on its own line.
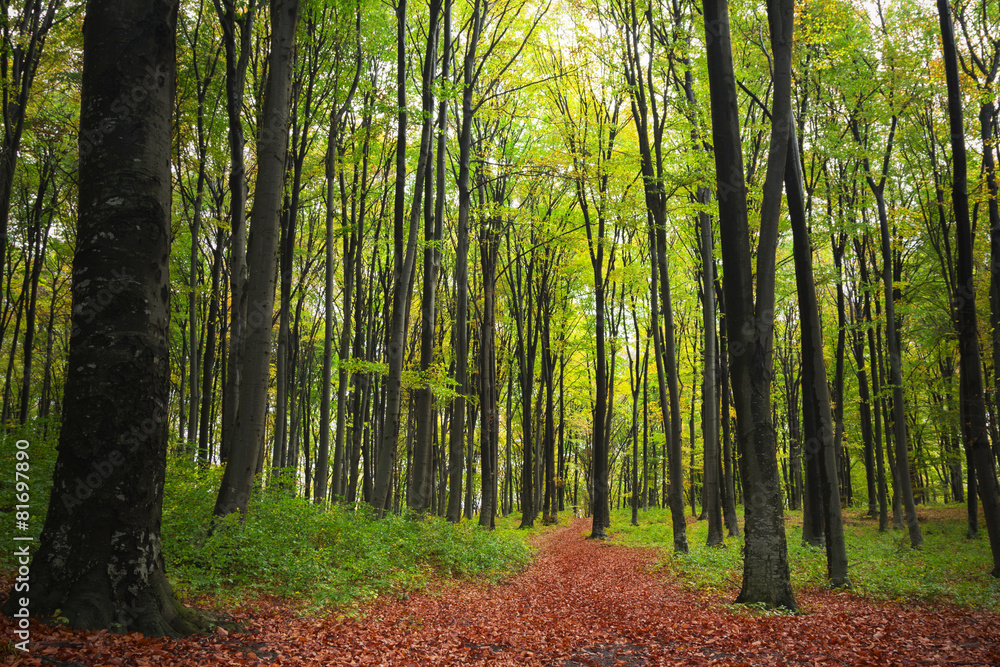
left=161, top=461, right=533, bottom=612
left=0, top=420, right=58, bottom=570
left=607, top=505, right=1000, bottom=611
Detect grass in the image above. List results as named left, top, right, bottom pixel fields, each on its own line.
left=161, top=462, right=535, bottom=613
left=607, top=505, right=1000, bottom=611
left=0, top=425, right=535, bottom=615
left=4, top=420, right=996, bottom=614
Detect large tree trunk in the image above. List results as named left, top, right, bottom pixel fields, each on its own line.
left=702, top=0, right=796, bottom=610
left=213, top=0, right=300, bottom=518
left=938, top=0, right=1000, bottom=575
left=4, top=0, right=206, bottom=634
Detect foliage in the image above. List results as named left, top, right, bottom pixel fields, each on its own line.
left=161, top=461, right=533, bottom=613
left=608, top=506, right=1000, bottom=611
left=0, top=421, right=59, bottom=571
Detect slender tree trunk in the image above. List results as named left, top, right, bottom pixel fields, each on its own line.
left=214, top=0, right=257, bottom=464
left=17, top=177, right=53, bottom=424
left=716, top=282, right=740, bottom=536
left=874, top=150, right=923, bottom=549
left=413, top=0, right=449, bottom=512
left=198, top=226, right=224, bottom=466
left=938, top=0, right=1000, bottom=574
left=214, top=0, right=300, bottom=519
left=786, top=123, right=849, bottom=586
left=700, top=198, right=722, bottom=546
left=0, top=0, right=59, bottom=282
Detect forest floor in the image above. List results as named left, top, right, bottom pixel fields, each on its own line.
left=3, top=517, right=999, bottom=666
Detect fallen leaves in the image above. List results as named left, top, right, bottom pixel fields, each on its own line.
left=2, top=519, right=999, bottom=665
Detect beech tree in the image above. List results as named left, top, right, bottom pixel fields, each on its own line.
left=2, top=0, right=206, bottom=633
left=937, top=0, right=1000, bottom=576
left=702, top=0, right=797, bottom=609
left=214, top=0, right=301, bottom=518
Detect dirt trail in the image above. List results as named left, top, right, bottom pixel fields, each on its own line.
left=4, top=518, right=999, bottom=665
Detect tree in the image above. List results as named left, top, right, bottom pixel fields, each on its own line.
left=702, top=0, right=797, bottom=609
left=2, top=0, right=207, bottom=634
left=213, top=0, right=301, bottom=519
left=937, top=0, right=1000, bottom=576
left=786, top=120, right=849, bottom=587
left=318, top=0, right=363, bottom=504
left=611, top=0, right=691, bottom=553
left=0, top=0, right=61, bottom=283
left=213, top=0, right=257, bottom=464
left=371, top=0, right=438, bottom=514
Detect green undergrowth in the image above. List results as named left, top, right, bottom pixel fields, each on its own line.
left=162, top=462, right=534, bottom=614
left=607, top=505, right=1000, bottom=611
left=0, top=421, right=58, bottom=571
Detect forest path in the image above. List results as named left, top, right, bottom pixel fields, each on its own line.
left=6, top=518, right=1000, bottom=666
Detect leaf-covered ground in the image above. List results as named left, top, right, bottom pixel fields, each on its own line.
left=3, top=518, right=998, bottom=665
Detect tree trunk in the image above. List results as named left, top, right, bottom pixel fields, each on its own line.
left=703, top=0, right=796, bottom=609
left=786, top=122, right=849, bottom=587
left=4, top=0, right=206, bottom=634
left=371, top=0, right=436, bottom=515
left=0, top=0, right=59, bottom=282
left=412, top=0, right=448, bottom=512
left=874, top=142, right=923, bottom=549
left=699, top=198, right=723, bottom=546
left=938, top=0, right=1000, bottom=575
left=214, top=0, right=299, bottom=519
left=214, top=0, right=257, bottom=465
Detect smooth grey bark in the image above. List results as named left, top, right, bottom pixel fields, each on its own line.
left=213, top=0, right=300, bottom=519
left=3, top=0, right=206, bottom=634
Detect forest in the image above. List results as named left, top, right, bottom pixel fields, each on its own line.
left=1, top=0, right=1000, bottom=656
